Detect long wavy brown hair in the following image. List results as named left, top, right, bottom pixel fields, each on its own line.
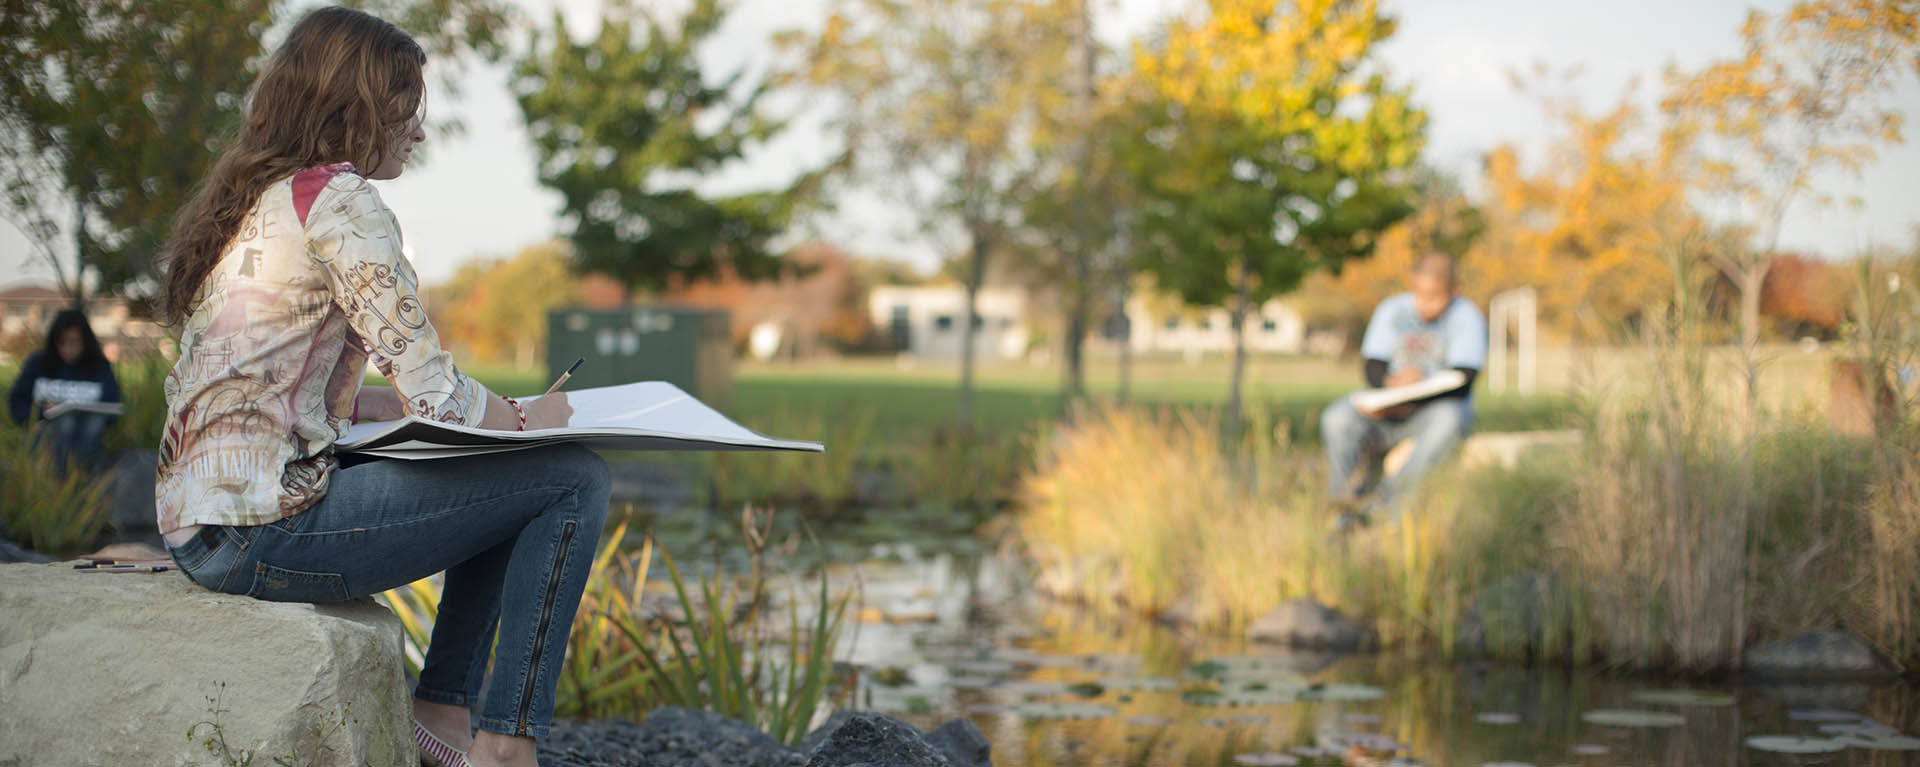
left=158, top=6, right=425, bottom=326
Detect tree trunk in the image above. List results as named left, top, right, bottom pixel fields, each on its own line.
left=1060, top=0, right=1097, bottom=412
left=1225, top=257, right=1251, bottom=437
left=959, top=223, right=989, bottom=427
left=1737, top=263, right=1768, bottom=428
left=1117, top=284, right=1133, bottom=406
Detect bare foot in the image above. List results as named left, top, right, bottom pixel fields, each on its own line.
left=412, top=699, right=475, bottom=753
left=467, top=732, right=538, bottom=767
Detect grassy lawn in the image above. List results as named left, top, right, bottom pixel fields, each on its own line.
left=456, top=355, right=1574, bottom=447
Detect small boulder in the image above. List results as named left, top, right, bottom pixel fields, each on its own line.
left=537, top=719, right=662, bottom=767
left=924, top=718, right=991, bottom=767
left=1248, top=598, right=1378, bottom=651
left=802, top=712, right=948, bottom=767
left=632, top=707, right=802, bottom=767
left=1744, top=630, right=1899, bottom=679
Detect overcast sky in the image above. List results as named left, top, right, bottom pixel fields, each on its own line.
left=2, top=0, right=1916, bottom=289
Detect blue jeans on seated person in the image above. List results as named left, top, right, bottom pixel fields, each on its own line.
left=167, top=443, right=610, bottom=741
left=38, top=410, right=111, bottom=475
left=1320, top=394, right=1473, bottom=520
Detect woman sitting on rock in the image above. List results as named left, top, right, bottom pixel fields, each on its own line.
left=8, top=308, right=122, bottom=475
left=154, top=8, right=606, bottom=767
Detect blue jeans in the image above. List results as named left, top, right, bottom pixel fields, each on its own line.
left=1320, top=394, right=1472, bottom=518
left=39, top=410, right=111, bottom=474
left=167, top=443, right=611, bottom=740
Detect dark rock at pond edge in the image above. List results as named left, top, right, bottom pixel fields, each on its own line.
left=0, top=536, right=53, bottom=564
left=104, top=449, right=162, bottom=545
left=923, top=719, right=991, bottom=767
left=1455, top=571, right=1576, bottom=660
left=1247, top=598, right=1378, bottom=651
left=1744, top=629, right=1899, bottom=679
left=802, top=712, right=949, bottom=767
left=538, top=720, right=661, bottom=767
left=540, top=709, right=802, bottom=767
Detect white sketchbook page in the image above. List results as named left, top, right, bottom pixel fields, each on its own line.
left=1350, top=369, right=1468, bottom=412
left=43, top=400, right=125, bottom=417
left=339, top=381, right=822, bottom=454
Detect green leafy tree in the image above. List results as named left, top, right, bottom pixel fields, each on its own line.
left=513, top=0, right=815, bottom=295
left=1123, top=0, right=1425, bottom=428
left=782, top=0, right=1076, bottom=425
left=433, top=240, right=583, bottom=368
left=0, top=0, right=510, bottom=303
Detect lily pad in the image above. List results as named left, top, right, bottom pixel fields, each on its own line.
left=1742, top=736, right=1848, bottom=754
left=947, top=675, right=998, bottom=689
left=1629, top=689, right=1735, bottom=707
left=1581, top=709, right=1685, bottom=728
left=1787, top=708, right=1865, bottom=722
left=1009, top=701, right=1117, bottom=719
left=1186, top=688, right=1302, bottom=706
left=1475, top=712, right=1521, bottom=725
left=1302, top=683, right=1386, bottom=702
left=1099, top=676, right=1180, bottom=692
left=1841, top=735, right=1920, bottom=751
left=1233, top=754, right=1300, bottom=766
left=1818, top=721, right=1901, bottom=738
left=994, top=680, right=1071, bottom=697
left=1323, top=732, right=1402, bottom=752
left=1124, top=715, right=1172, bottom=727
left=948, top=660, right=1016, bottom=676
left=1065, top=681, right=1106, bottom=698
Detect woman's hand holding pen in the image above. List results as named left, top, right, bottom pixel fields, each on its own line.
left=522, top=392, right=572, bottom=429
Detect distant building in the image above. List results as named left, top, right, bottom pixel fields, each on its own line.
left=1110, top=296, right=1305, bottom=357
left=867, top=285, right=1030, bottom=361
left=0, top=283, right=168, bottom=363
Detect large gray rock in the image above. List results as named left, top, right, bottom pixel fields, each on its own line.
left=1743, top=630, right=1899, bottom=679
left=631, top=707, right=802, bottom=767
left=802, top=712, right=948, bottom=767
left=0, top=562, right=413, bottom=766
left=1248, top=598, right=1378, bottom=651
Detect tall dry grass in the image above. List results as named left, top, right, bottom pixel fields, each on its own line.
left=1016, top=382, right=1919, bottom=669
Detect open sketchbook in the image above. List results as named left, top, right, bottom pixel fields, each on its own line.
left=339, top=381, right=824, bottom=460
left=43, top=400, right=125, bottom=418
left=1349, top=369, right=1467, bottom=413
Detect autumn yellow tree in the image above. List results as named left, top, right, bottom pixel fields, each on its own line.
left=1662, top=0, right=1920, bottom=413
left=433, top=241, right=583, bottom=368
left=1466, top=70, right=1697, bottom=340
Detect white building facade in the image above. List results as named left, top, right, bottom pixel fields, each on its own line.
left=1118, top=297, right=1305, bottom=356
left=867, top=285, right=1031, bottom=361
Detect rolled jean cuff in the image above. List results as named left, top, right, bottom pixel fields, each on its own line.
left=478, top=715, right=548, bottom=741
left=413, top=686, right=478, bottom=709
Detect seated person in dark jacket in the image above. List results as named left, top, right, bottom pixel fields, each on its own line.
left=1320, top=251, right=1487, bottom=527
left=8, top=309, right=121, bottom=474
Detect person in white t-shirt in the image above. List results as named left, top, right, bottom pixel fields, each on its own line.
left=1320, top=252, right=1488, bottom=529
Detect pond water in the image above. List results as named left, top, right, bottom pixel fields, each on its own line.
left=622, top=501, right=1920, bottom=767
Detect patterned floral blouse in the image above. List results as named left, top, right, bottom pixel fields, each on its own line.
left=156, top=163, right=487, bottom=534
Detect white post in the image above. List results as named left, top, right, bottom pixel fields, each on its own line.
left=1485, top=287, right=1538, bottom=395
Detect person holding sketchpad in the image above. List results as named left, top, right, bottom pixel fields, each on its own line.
left=8, top=308, right=122, bottom=474
left=1320, top=251, right=1488, bottom=531
left=152, top=9, right=599, bottom=767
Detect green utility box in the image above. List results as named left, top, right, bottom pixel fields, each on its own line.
left=546, top=306, right=732, bottom=405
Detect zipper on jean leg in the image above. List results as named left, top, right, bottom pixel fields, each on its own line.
left=516, top=519, right=577, bottom=735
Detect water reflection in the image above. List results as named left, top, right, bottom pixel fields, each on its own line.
left=619, top=504, right=1920, bottom=766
